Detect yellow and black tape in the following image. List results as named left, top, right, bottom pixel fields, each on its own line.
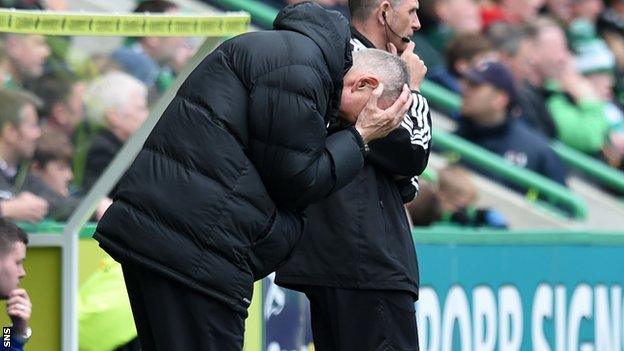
left=0, top=9, right=250, bottom=36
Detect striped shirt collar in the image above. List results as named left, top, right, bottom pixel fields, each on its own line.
left=350, top=27, right=376, bottom=49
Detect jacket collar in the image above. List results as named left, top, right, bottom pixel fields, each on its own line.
left=351, top=27, right=376, bottom=49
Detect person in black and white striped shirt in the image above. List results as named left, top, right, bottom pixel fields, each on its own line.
left=276, top=1, right=432, bottom=350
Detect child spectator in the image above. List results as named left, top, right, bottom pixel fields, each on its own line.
left=25, top=130, right=111, bottom=221
left=437, top=165, right=508, bottom=228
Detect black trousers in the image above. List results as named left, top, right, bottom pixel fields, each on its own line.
left=303, top=287, right=419, bottom=351
left=121, top=262, right=245, bottom=351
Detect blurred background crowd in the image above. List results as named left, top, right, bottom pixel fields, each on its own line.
left=0, top=0, right=199, bottom=226
left=2, top=0, right=624, bottom=230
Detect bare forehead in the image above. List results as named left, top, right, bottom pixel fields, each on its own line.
left=8, top=241, right=26, bottom=260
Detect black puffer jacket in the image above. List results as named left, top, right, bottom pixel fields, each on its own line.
left=94, top=3, right=363, bottom=313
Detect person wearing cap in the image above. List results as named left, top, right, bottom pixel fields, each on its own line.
left=0, top=218, right=32, bottom=351
left=458, top=60, right=568, bottom=189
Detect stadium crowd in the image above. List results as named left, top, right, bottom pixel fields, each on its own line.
left=0, top=0, right=196, bottom=228
left=0, top=0, right=623, bottom=228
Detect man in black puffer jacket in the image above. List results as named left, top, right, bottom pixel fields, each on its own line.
left=93, top=2, right=412, bottom=350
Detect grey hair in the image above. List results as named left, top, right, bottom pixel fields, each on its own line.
left=487, top=23, right=528, bottom=57
left=84, top=71, right=147, bottom=125
left=351, top=48, right=410, bottom=102
left=349, top=0, right=404, bottom=20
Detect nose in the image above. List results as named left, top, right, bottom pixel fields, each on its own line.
left=33, top=124, right=41, bottom=139
left=65, top=168, right=74, bottom=182
left=412, top=14, right=421, bottom=32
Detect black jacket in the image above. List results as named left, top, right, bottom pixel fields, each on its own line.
left=457, top=113, right=568, bottom=188
left=81, top=129, right=123, bottom=193
left=94, top=3, right=364, bottom=313
left=276, top=29, right=432, bottom=299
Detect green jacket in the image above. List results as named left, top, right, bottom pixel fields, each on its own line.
left=544, top=80, right=608, bottom=154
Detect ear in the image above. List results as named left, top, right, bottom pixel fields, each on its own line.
left=455, top=60, right=470, bottom=75
left=494, top=91, right=510, bottom=110
left=104, top=108, right=119, bottom=128
left=377, top=1, right=392, bottom=25
left=1, top=123, right=18, bottom=143
left=354, top=76, right=380, bottom=91
left=30, top=161, right=43, bottom=174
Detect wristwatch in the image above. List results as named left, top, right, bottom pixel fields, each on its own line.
left=13, top=327, right=32, bottom=344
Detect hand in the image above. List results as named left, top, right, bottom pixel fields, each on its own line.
left=354, top=84, right=412, bottom=144
left=6, top=289, right=31, bottom=335
left=1, top=192, right=49, bottom=223
left=387, top=42, right=427, bottom=91
left=558, top=58, right=599, bottom=102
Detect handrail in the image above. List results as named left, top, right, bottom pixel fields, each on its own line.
left=420, top=80, right=462, bottom=113
left=19, top=221, right=97, bottom=238
left=434, top=130, right=588, bottom=219
left=419, top=81, right=624, bottom=195
left=552, top=141, right=624, bottom=192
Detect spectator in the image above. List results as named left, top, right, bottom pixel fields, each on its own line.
left=437, top=165, right=508, bottom=228
left=0, top=89, right=48, bottom=223
left=81, top=71, right=148, bottom=193
left=30, top=73, right=92, bottom=186
left=112, top=0, right=189, bottom=98
left=405, top=180, right=442, bottom=226
left=30, top=131, right=73, bottom=197
left=0, top=218, right=31, bottom=351
left=24, top=130, right=112, bottom=220
left=480, top=0, right=545, bottom=28
left=487, top=23, right=556, bottom=137
left=570, top=0, right=604, bottom=24
left=543, top=0, right=576, bottom=25
left=575, top=37, right=624, bottom=169
left=2, top=34, right=51, bottom=90
left=414, top=0, right=481, bottom=71
left=457, top=61, right=568, bottom=187
left=31, top=73, right=87, bottom=141
left=531, top=17, right=610, bottom=154
left=598, top=0, right=624, bottom=79
left=429, top=32, right=495, bottom=96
